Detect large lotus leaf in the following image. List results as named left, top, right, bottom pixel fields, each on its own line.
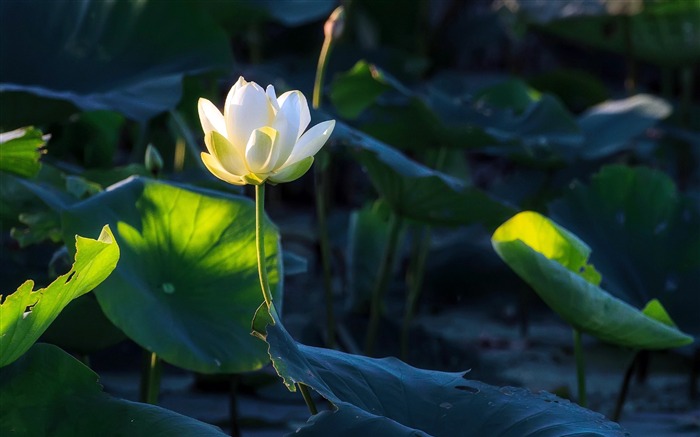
left=527, top=1, right=700, bottom=68
left=425, top=73, right=583, bottom=160
left=0, top=0, right=231, bottom=125
left=0, top=343, right=226, bottom=436
left=61, top=177, right=282, bottom=374
left=334, top=122, right=515, bottom=229
left=578, top=95, right=671, bottom=159
left=252, top=308, right=628, bottom=437
left=492, top=211, right=693, bottom=349
left=0, top=127, right=46, bottom=178
left=0, top=225, right=119, bottom=367
left=549, top=165, right=700, bottom=336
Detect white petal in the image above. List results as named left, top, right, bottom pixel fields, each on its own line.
left=277, top=90, right=310, bottom=139
left=198, top=98, right=226, bottom=136
left=245, top=126, right=278, bottom=174
left=269, top=156, right=314, bottom=184
left=225, top=82, right=275, bottom=154
left=201, top=152, right=246, bottom=185
left=209, top=131, right=248, bottom=176
left=283, top=120, right=335, bottom=166
left=266, top=85, right=279, bottom=112
left=268, top=102, right=297, bottom=170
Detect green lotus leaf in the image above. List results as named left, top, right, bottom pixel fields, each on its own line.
left=0, top=343, right=226, bottom=436
left=0, top=225, right=119, bottom=367
left=61, top=177, right=282, bottom=374
left=0, top=127, right=46, bottom=178
left=492, top=210, right=693, bottom=349
left=549, top=165, right=700, bottom=337
left=252, top=308, right=628, bottom=437
left=330, top=61, right=395, bottom=119
left=528, top=1, right=700, bottom=68
left=578, top=95, right=671, bottom=159
left=0, top=0, right=231, bottom=126
left=332, top=122, right=514, bottom=229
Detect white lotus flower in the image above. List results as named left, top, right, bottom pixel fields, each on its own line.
left=198, top=76, right=335, bottom=185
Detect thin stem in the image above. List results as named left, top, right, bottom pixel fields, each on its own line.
left=312, top=19, right=337, bottom=347
left=315, top=156, right=336, bottom=348
left=573, top=329, right=587, bottom=408
left=612, top=352, right=639, bottom=422
left=313, top=37, right=333, bottom=109
left=298, top=383, right=318, bottom=415
left=139, top=350, right=161, bottom=404
left=364, top=213, right=403, bottom=356
left=400, top=226, right=431, bottom=360
left=255, top=184, right=273, bottom=308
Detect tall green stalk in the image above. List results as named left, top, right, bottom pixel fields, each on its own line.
left=311, top=6, right=344, bottom=348
left=139, top=350, right=161, bottom=405
left=254, top=184, right=274, bottom=309
left=400, top=226, right=431, bottom=359
left=255, top=183, right=317, bottom=415
left=365, top=213, right=403, bottom=356
left=573, top=329, right=587, bottom=407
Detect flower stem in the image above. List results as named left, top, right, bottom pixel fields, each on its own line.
left=255, top=184, right=273, bottom=309
left=298, top=383, right=318, bottom=415
left=400, top=225, right=431, bottom=360
left=312, top=11, right=338, bottom=347
left=573, top=328, right=587, bottom=407
left=364, top=213, right=403, bottom=356
left=139, top=350, right=161, bottom=404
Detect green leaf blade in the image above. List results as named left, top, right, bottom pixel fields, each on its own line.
left=492, top=211, right=693, bottom=349
left=62, top=177, right=283, bottom=374
left=0, top=225, right=119, bottom=367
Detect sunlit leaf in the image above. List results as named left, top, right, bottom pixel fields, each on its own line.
left=0, top=225, right=119, bottom=367
left=0, top=127, right=46, bottom=178
left=252, top=308, right=629, bottom=436
left=492, top=211, right=693, bottom=349
left=549, top=165, right=700, bottom=337
left=61, top=177, right=282, bottom=373
left=0, top=344, right=226, bottom=436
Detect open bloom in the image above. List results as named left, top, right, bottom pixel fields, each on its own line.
left=198, top=77, right=335, bottom=185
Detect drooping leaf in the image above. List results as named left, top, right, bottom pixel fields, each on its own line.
left=492, top=211, right=693, bottom=349
left=0, top=127, right=46, bottom=178
left=0, top=225, right=119, bottom=367
left=549, top=165, right=700, bottom=337
left=0, top=0, right=232, bottom=126
left=61, top=177, right=282, bottom=374
left=578, top=95, right=671, bottom=159
left=252, top=308, right=629, bottom=437
left=0, top=343, right=226, bottom=436
left=334, top=122, right=515, bottom=229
